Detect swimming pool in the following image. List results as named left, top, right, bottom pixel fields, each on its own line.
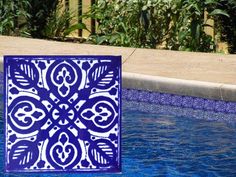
left=1, top=88, right=236, bottom=176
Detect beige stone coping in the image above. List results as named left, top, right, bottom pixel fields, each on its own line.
left=123, top=48, right=236, bottom=85
left=123, top=72, right=236, bottom=102
left=0, top=36, right=236, bottom=101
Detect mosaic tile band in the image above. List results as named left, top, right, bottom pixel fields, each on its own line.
left=122, top=88, right=236, bottom=114
left=123, top=100, right=236, bottom=124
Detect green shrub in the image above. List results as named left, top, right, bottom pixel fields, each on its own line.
left=25, top=0, right=60, bottom=38
left=26, top=0, right=85, bottom=39
left=85, top=0, right=229, bottom=52
left=215, top=0, right=236, bottom=53
left=86, top=0, right=172, bottom=48
left=165, top=0, right=228, bottom=52
left=0, top=0, right=30, bottom=35
left=42, top=3, right=73, bottom=39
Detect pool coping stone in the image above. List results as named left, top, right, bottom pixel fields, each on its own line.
left=122, top=72, right=236, bottom=102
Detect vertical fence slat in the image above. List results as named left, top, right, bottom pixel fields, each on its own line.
left=82, top=0, right=92, bottom=38
left=69, top=0, right=79, bottom=37
left=204, top=11, right=214, bottom=39
left=90, top=0, right=96, bottom=35
left=78, top=0, right=83, bottom=36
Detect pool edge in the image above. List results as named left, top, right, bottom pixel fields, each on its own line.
left=123, top=72, right=236, bottom=102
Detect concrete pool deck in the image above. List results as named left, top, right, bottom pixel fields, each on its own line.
left=0, top=35, right=236, bottom=101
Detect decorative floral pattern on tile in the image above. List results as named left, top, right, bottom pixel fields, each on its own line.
left=122, top=89, right=236, bottom=114
left=4, top=56, right=121, bottom=172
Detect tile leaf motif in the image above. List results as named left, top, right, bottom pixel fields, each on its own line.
left=5, top=56, right=121, bottom=172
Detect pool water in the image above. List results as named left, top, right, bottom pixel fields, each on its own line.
left=1, top=100, right=236, bottom=176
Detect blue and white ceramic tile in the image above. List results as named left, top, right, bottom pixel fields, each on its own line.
left=4, top=56, right=121, bottom=173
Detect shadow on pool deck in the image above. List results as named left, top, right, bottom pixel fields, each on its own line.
left=0, top=35, right=236, bottom=101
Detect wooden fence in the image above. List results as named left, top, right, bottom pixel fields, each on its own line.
left=62, top=0, right=95, bottom=38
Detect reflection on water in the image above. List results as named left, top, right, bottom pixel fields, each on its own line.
left=140, top=117, right=176, bottom=126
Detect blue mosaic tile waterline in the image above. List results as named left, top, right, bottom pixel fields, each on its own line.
left=122, top=88, right=236, bottom=115
left=4, top=56, right=121, bottom=173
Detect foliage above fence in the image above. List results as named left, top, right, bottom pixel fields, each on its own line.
left=0, top=0, right=79, bottom=39
left=84, top=0, right=229, bottom=52
left=0, top=0, right=235, bottom=53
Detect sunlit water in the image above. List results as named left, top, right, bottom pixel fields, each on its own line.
left=1, top=100, right=236, bottom=177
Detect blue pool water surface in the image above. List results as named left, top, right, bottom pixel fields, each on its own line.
left=1, top=100, right=236, bottom=176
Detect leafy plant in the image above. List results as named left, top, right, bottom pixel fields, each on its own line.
left=1, top=0, right=231, bottom=53
left=25, top=0, right=59, bottom=38
left=84, top=0, right=229, bottom=52
left=166, top=0, right=229, bottom=52
left=42, top=4, right=73, bottom=39
left=85, top=0, right=172, bottom=48
left=26, top=0, right=87, bottom=39
left=0, top=0, right=30, bottom=35
left=215, top=0, right=236, bottom=53
left=0, top=0, right=86, bottom=39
